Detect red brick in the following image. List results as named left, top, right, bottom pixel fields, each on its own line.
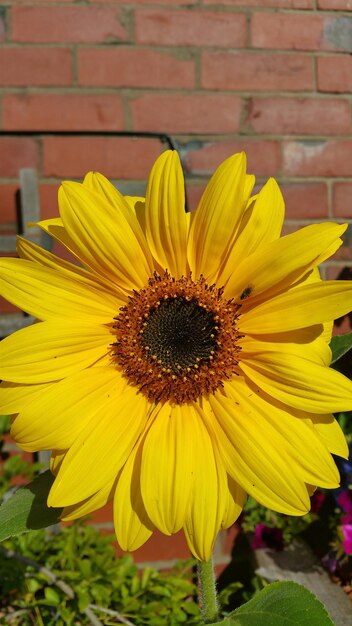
left=202, top=52, right=313, bottom=92
left=39, top=184, right=60, bottom=221
left=92, top=0, right=197, bottom=3
left=184, top=183, right=204, bottom=212
left=317, top=0, right=352, bottom=8
left=43, top=136, right=162, bottom=179
left=246, top=97, right=351, bottom=135
left=135, top=9, right=246, bottom=47
left=0, top=48, right=72, bottom=86
left=0, top=298, right=20, bottom=315
left=0, top=137, right=38, bottom=177
left=333, top=183, right=352, bottom=218
left=131, top=94, right=241, bottom=134
left=11, top=6, right=128, bottom=43
left=280, top=183, right=329, bottom=218
left=118, top=530, right=190, bottom=563
left=185, top=140, right=281, bottom=177
left=317, top=56, right=352, bottom=93
left=0, top=184, right=19, bottom=227
left=78, top=48, right=194, bottom=89
left=2, top=94, right=124, bottom=131
left=204, top=0, right=312, bottom=5
left=283, top=140, right=352, bottom=176
left=251, top=13, right=342, bottom=51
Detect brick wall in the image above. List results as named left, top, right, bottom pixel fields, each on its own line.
left=1, top=0, right=352, bottom=569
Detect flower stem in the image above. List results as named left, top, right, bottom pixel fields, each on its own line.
left=197, top=558, right=219, bottom=624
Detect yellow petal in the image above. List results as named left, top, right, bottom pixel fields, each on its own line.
left=219, top=178, right=284, bottom=286
left=221, top=475, right=246, bottom=530
left=225, top=380, right=340, bottom=488
left=145, top=151, right=189, bottom=278
left=225, top=222, right=346, bottom=300
left=239, top=350, right=352, bottom=413
left=17, top=236, right=122, bottom=299
left=204, top=391, right=312, bottom=515
left=183, top=404, right=228, bottom=561
left=59, top=182, right=153, bottom=291
left=141, top=402, right=196, bottom=535
left=48, top=376, right=149, bottom=506
left=239, top=280, right=352, bottom=334
left=62, top=477, right=116, bottom=521
left=114, top=438, right=154, bottom=551
left=11, top=368, right=120, bottom=452
left=310, top=414, right=349, bottom=459
left=0, top=380, right=52, bottom=414
left=0, top=320, right=111, bottom=383
left=187, top=152, right=247, bottom=281
left=82, top=172, right=152, bottom=265
left=50, top=450, right=66, bottom=475
left=0, top=258, right=116, bottom=323
left=240, top=336, right=332, bottom=367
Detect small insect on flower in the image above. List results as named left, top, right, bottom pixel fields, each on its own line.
left=240, top=287, right=252, bottom=300
left=0, top=150, right=352, bottom=561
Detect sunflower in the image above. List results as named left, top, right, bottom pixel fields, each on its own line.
left=1, top=151, right=352, bottom=561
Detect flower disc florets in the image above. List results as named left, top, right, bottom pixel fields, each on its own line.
left=112, top=271, right=242, bottom=404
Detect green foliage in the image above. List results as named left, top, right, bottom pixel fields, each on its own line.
left=0, top=522, right=201, bottom=626
left=210, top=581, right=335, bottom=626
left=330, top=332, right=352, bottom=365
left=0, top=470, right=63, bottom=541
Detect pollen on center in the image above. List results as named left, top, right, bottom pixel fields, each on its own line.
left=111, top=272, right=242, bottom=404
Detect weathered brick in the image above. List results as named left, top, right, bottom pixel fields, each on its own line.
left=135, top=9, right=246, bottom=47
left=333, top=182, right=352, bottom=218
left=11, top=6, right=128, bottom=43
left=2, top=94, right=124, bottom=131
left=317, top=56, right=352, bottom=93
left=0, top=184, right=18, bottom=227
left=251, top=12, right=349, bottom=51
left=280, top=183, right=329, bottom=218
left=0, top=48, right=72, bottom=86
left=91, top=0, right=197, bottom=3
left=0, top=137, right=38, bottom=177
left=78, top=48, right=194, bottom=89
left=202, top=52, right=313, bottom=92
left=39, top=184, right=61, bottom=221
left=247, top=97, right=351, bottom=135
left=317, top=0, right=352, bottom=9
left=185, top=140, right=281, bottom=176
left=118, top=530, right=190, bottom=563
left=130, top=94, right=241, bottom=133
left=204, top=0, right=313, bottom=6
left=283, top=140, right=352, bottom=176
left=43, top=137, right=162, bottom=179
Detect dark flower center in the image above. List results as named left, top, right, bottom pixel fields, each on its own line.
left=139, top=297, right=218, bottom=374
left=111, top=271, right=242, bottom=404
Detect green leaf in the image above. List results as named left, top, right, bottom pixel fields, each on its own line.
left=0, top=414, right=11, bottom=434
left=210, top=581, right=334, bottom=625
left=330, top=332, right=352, bottom=364
left=0, top=470, right=63, bottom=542
left=44, top=586, right=61, bottom=606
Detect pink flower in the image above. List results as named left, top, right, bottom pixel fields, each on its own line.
left=252, top=524, right=283, bottom=551
left=338, top=490, right=352, bottom=514
left=342, top=523, right=352, bottom=555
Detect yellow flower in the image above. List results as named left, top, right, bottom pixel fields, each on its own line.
left=1, top=151, right=352, bottom=561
